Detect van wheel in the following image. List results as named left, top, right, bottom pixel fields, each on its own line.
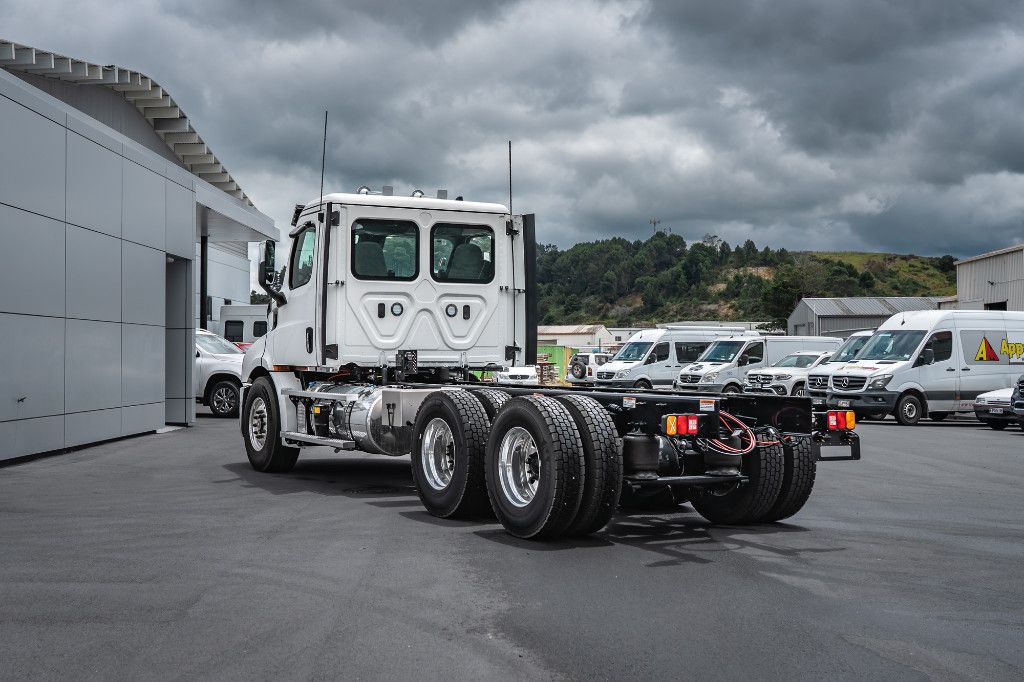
left=555, top=395, right=622, bottom=536
left=411, top=390, right=492, bottom=519
left=242, top=377, right=298, bottom=473
left=485, top=396, right=585, bottom=539
left=984, top=420, right=1008, bottom=431
left=861, top=411, right=888, bottom=421
left=929, top=411, right=949, bottom=422
left=722, top=384, right=741, bottom=394
left=895, top=393, right=923, bottom=425
left=791, top=383, right=806, bottom=397
left=633, top=379, right=653, bottom=390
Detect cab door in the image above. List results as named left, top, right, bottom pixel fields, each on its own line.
left=273, top=214, right=320, bottom=366
left=916, top=327, right=957, bottom=412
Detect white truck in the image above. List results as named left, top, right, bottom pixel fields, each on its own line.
left=675, top=335, right=843, bottom=393
left=804, top=330, right=875, bottom=413
left=239, top=189, right=861, bottom=539
left=826, top=310, right=1024, bottom=425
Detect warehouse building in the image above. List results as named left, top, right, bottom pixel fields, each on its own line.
left=0, top=40, right=275, bottom=462
left=953, top=244, right=1024, bottom=311
left=537, top=325, right=615, bottom=350
left=788, top=297, right=943, bottom=338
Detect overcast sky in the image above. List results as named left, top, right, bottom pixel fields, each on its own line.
left=5, top=0, right=1024, bottom=256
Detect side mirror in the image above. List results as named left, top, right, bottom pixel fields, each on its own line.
left=258, top=240, right=276, bottom=286
left=737, top=354, right=748, bottom=366
left=644, top=354, right=656, bottom=365
left=917, top=348, right=934, bottom=367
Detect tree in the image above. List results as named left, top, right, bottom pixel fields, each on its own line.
left=250, top=289, right=270, bottom=305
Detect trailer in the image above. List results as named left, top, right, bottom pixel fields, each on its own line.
left=239, top=189, right=860, bottom=539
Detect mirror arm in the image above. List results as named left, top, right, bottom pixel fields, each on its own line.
left=260, top=277, right=287, bottom=307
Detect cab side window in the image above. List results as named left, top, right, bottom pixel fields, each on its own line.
left=925, top=331, right=953, bottom=363
left=289, top=225, right=316, bottom=289
left=745, top=342, right=764, bottom=364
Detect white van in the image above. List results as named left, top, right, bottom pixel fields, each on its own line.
left=595, top=327, right=754, bottom=389
left=217, top=304, right=269, bottom=345
left=675, top=335, right=843, bottom=393
left=826, top=310, right=1024, bottom=425
left=805, top=330, right=875, bottom=409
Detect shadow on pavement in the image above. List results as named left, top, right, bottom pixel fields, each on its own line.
left=221, top=458, right=417, bottom=498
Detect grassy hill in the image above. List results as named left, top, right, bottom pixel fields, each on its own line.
left=536, top=236, right=956, bottom=329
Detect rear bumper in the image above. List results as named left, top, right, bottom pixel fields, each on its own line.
left=827, top=390, right=898, bottom=413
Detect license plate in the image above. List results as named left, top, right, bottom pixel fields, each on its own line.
left=990, top=407, right=1004, bottom=414
left=837, top=400, right=851, bottom=408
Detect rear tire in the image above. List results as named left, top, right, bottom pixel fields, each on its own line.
left=861, top=411, right=888, bottom=421
left=469, top=388, right=510, bottom=422
left=242, top=376, right=299, bottom=473
left=895, top=393, right=923, bottom=425
left=555, top=395, right=622, bottom=535
left=411, top=390, right=492, bottom=519
left=485, top=396, right=585, bottom=539
left=929, top=411, right=949, bottom=422
left=762, top=437, right=816, bottom=523
left=690, top=443, right=784, bottom=524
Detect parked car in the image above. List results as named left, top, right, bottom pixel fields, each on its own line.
left=566, top=352, right=611, bottom=384
left=974, top=387, right=1016, bottom=430
left=195, top=329, right=244, bottom=417
left=494, top=366, right=539, bottom=385
left=743, top=351, right=834, bottom=396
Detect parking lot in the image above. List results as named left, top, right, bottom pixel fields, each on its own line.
left=1, top=413, right=1022, bottom=680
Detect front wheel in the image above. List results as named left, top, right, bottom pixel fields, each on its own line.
left=633, top=379, right=653, bottom=390
left=242, top=376, right=298, bottom=473
left=208, top=379, right=240, bottom=418
left=929, top=411, right=949, bottom=422
left=791, top=383, right=806, bottom=397
left=721, top=384, right=741, bottom=394
left=895, top=394, right=923, bottom=426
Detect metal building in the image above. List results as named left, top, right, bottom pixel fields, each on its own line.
left=954, top=245, right=1024, bottom=310
left=0, top=40, right=276, bottom=462
left=787, top=297, right=944, bottom=338
left=537, top=325, right=615, bottom=350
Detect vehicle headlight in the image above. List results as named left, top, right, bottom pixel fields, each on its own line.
left=615, top=370, right=630, bottom=379
left=775, top=374, right=792, bottom=380
left=867, top=374, right=893, bottom=390
left=699, top=372, right=719, bottom=383
left=975, top=397, right=986, bottom=405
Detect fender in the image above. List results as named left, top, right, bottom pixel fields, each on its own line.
left=892, top=380, right=927, bottom=397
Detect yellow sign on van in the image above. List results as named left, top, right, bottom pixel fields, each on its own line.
left=999, top=339, right=1024, bottom=360
left=975, top=337, right=1000, bottom=362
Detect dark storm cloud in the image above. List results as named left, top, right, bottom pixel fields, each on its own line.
left=6, top=0, right=1024, bottom=256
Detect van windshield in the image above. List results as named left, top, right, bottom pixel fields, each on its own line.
left=773, top=354, right=819, bottom=368
left=832, top=335, right=870, bottom=362
left=698, top=340, right=746, bottom=363
left=613, top=342, right=652, bottom=362
left=857, top=330, right=926, bottom=361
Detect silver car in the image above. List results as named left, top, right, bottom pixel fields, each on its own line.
left=195, top=329, right=244, bottom=417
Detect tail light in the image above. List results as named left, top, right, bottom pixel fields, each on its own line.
left=826, top=410, right=856, bottom=431
left=588, top=367, right=593, bottom=376
left=662, top=414, right=701, bottom=436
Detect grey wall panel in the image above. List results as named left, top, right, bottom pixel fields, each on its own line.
left=0, top=204, right=65, bottom=317
left=66, top=131, right=122, bottom=237
left=0, top=94, right=66, bottom=220
left=66, top=225, right=121, bottom=322
left=122, top=158, right=166, bottom=250
left=122, top=324, right=165, bottom=406
left=165, top=181, right=196, bottom=259
left=0, top=415, right=64, bottom=461
left=65, top=408, right=121, bottom=449
left=166, top=259, right=192, bottom=329
left=65, top=319, right=122, bottom=413
left=165, top=328, right=194, bottom=400
left=122, top=402, right=164, bottom=436
left=122, top=242, right=166, bottom=326
left=0, top=70, right=66, bottom=124
left=164, top=398, right=191, bottom=425
left=0, top=313, right=64, bottom=422
left=66, top=114, right=122, bottom=154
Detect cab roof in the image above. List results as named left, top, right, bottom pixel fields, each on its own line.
left=305, top=192, right=509, bottom=215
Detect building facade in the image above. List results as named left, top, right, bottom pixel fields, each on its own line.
left=536, top=325, right=615, bottom=350
left=0, top=40, right=275, bottom=462
left=954, top=245, right=1024, bottom=311
left=788, top=297, right=943, bottom=338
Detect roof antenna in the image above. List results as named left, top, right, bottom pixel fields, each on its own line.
left=318, top=110, right=328, bottom=222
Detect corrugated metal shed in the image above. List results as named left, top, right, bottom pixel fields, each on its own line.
left=800, top=297, right=945, bottom=316
left=537, top=325, right=605, bottom=334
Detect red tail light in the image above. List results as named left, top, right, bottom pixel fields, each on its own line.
left=662, top=414, right=700, bottom=436
left=826, top=410, right=857, bottom=431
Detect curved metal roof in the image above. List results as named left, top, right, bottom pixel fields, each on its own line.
left=799, top=297, right=944, bottom=317
left=0, top=38, right=254, bottom=207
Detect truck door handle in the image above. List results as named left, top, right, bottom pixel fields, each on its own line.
left=962, top=367, right=971, bottom=371
left=305, top=327, right=313, bottom=353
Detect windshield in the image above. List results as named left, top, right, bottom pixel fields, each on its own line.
left=197, top=333, right=242, bottom=355
left=773, top=354, right=819, bottom=368
left=857, top=330, right=926, bottom=361
left=832, top=335, right=870, bottom=362
left=613, top=342, right=652, bottom=362
left=698, top=340, right=746, bottom=363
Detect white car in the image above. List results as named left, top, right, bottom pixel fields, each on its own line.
left=566, top=352, right=611, bottom=384
left=195, top=329, right=244, bottom=417
left=494, top=366, right=539, bottom=385
left=743, top=351, right=834, bottom=397
left=974, top=387, right=1016, bottom=430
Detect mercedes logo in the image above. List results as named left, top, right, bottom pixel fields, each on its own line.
left=840, top=377, right=849, bottom=388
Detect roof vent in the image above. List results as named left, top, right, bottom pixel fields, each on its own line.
left=382, top=185, right=394, bottom=196
left=356, top=185, right=371, bottom=194
left=436, top=189, right=448, bottom=199
left=411, top=189, right=425, bottom=198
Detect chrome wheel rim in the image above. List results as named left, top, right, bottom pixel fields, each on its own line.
left=249, top=397, right=268, bottom=450
left=212, top=385, right=237, bottom=414
left=421, top=418, right=455, bottom=491
left=498, top=426, right=540, bottom=508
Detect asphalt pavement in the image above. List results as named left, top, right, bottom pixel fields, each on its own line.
left=1, top=411, right=1022, bottom=680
